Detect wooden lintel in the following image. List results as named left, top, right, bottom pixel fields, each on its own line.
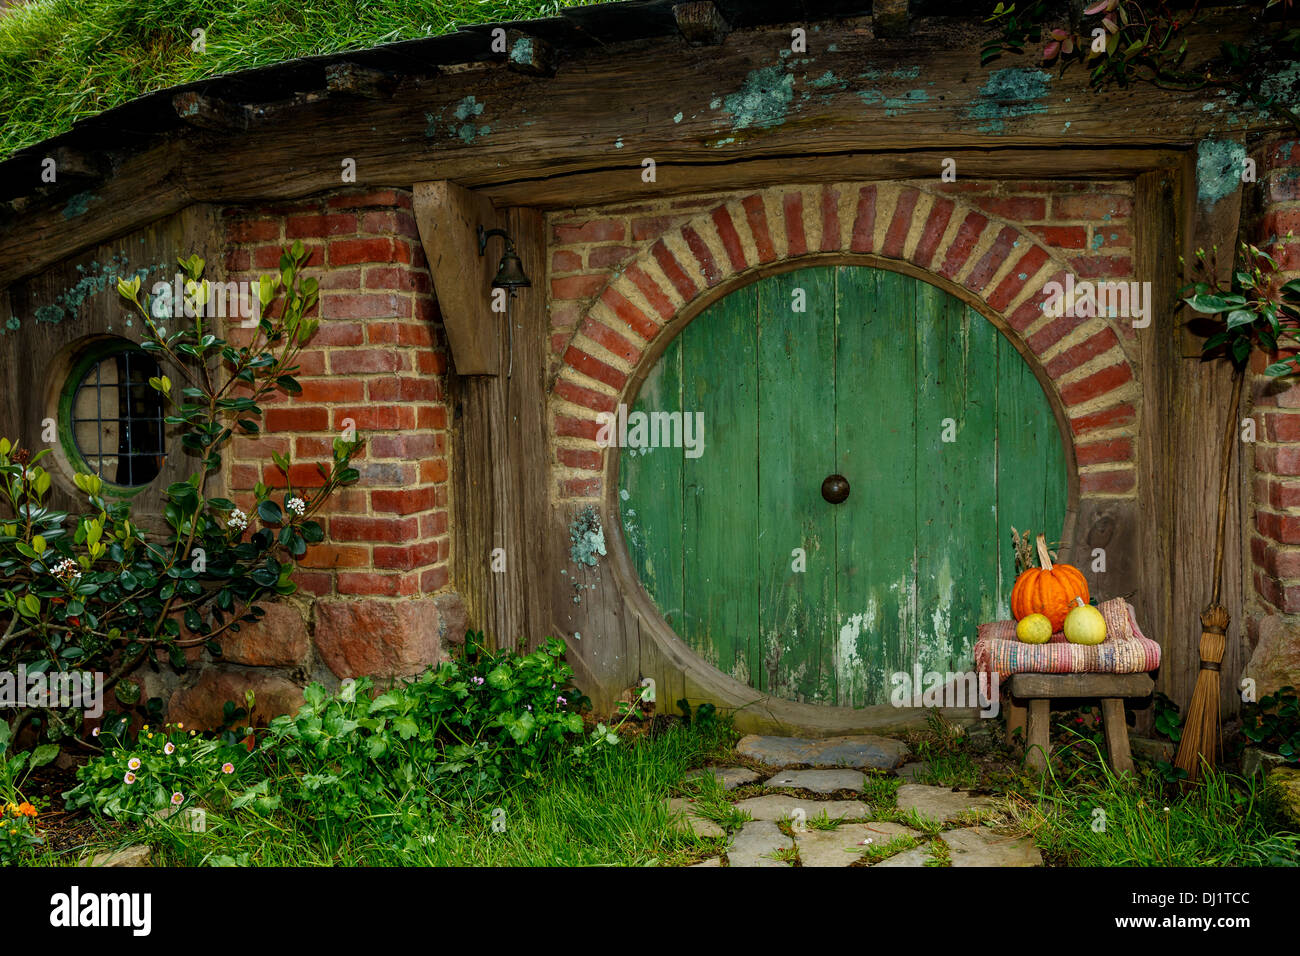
left=43, top=147, right=109, bottom=181
left=324, top=62, right=399, bottom=99
left=412, top=181, right=507, bottom=375
left=172, top=92, right=251, bottom=132
left=504, top=30, right=556, bottom=77
left=673, top=2, right=730, bottom=46
left=478, top=147, right=1190, bottom=210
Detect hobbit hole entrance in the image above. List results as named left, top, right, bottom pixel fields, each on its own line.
left=617, top=264, right=1069, bottom=708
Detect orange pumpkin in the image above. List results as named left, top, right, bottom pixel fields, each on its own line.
left=1010, top=534, right=1090, bottom=632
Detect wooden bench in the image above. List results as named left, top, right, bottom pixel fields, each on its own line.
left=1006, top=673, right=1155, bottom=774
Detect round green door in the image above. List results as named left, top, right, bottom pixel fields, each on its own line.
left=618, top=265, right=1068, bottom=707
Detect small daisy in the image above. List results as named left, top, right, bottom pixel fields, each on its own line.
left=91, top=727, right=100, bottom=737
left=127, top=757, right=141, bottom=771
left=287, top=497, right=307, bottom=517
left=221, top=762, right=235, bottom=775
left=123, top=772, right=136, bottom=785
left=164, top=742, right=175, bottom=755
left=171, top=792, right=184, bottom=806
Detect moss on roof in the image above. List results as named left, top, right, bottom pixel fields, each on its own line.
left=0, top=0, right=611, bottom=161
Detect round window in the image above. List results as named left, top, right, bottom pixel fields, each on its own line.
left=61, top=341, right=168, bottom=488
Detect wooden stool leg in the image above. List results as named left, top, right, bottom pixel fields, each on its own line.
left=1100, top=698, right=1133, bottom=775
left=1005, top=693, right=1027, bottom=747
left=1026, top=698, right=1050, bottom=772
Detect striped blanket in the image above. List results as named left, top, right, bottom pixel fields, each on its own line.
left=974, top=597, right=1160, bottom=679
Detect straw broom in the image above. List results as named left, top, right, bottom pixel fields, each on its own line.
left=1173, top=365, right=1245, bottom=782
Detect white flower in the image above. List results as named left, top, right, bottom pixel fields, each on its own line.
left=127, top=757, right=141, bottom=771
left=287, top=497, right=306, bottom=517
left=123, top=772, right=136, bottom=785
left=164, top=742, right=175, bottom=755
left=52, top=558, right=81, bottom=582
left=171, top=792, right=184, bottom=806
left=228, top=508, right=248, bottom=531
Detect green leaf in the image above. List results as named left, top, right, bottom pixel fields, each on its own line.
left=1226, top=309, right=1255, bottom=330
left=29, top=744, right=59, bottom=769
left=1266, top=361, right=1295, bottom=377
left=257, top=500, right=283, bottom=524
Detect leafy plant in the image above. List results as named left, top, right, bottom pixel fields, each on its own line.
left=63, top=721, right=257, bottom=820
left=0, top=721, right=53, bottom=863
left=1153, top=691, right=1183, bottom=743
left=0, top=246, right=361, bottom=747
left=1242, top=685, right=1300, bottom=763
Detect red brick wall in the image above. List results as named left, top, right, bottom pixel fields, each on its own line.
left=162, top=187, right=464, bottom=727
left=546, top=180, right=1140, bottom=507
left=1249, top=138, right=1300, bottom=619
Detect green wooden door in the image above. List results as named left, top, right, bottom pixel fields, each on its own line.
left=618, top=265, right=1068, bottom=707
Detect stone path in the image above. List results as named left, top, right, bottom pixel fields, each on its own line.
left=672, top=733, right=1041, bottom=868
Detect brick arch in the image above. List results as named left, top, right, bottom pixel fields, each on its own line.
left=550, top=182, right=1139, bottom=503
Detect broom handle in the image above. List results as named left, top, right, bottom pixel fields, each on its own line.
left=1210, top=367, right=1246, bottom=608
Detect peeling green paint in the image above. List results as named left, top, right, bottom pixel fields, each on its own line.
left=425, top=97, right=492, bottom=143
left=883, top=89, right=929, bottom=117
left=965, top=68, right=1052, bottom=134
left=721, top=65, right=795, bottom=131
left=1196, top=138, right=1248, bottom=206
left=673, top=111, right=683, bottom=123
left=569, top=505, right=606, bottom=567
left=62, top=191, right=98, bottom=219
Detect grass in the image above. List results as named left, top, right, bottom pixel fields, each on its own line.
left=0, top=0, right=617, bottom=162
left=36, top=718, right=737, bottom=867
left=1002, top=736, right=1300, bottom=867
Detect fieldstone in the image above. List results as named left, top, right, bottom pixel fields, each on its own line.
left=433, top=592, right=469, bottom=646
left=795, top=822, right=919, bottom=868
left=213, top=602, right=310, bottom=667
left=690, top=857, right=722, bottom=867
left=315, top=597, right=448, bottom=679
left=941, top=827, right=1042, bottom=867
left=665, top=798, right=725, bottom=838
left=1267, top=767, right=1300, bottom=828
left=896, top=784, right=999, bottom=824
left=1242, top=747, right=1289, bottom=779
left=896, top=761, right=931, bottom=782
left=687, top=766, right=761, bottom=791
left=733, top=795, right=873, bottom=822
left=1130, top=735, right=1175, bottom=764
left=1243, top=614, right=1300, bottom=698
left=726, top=820, right=791, bottom=867
left=166, top=668, right=305, bottom=730
left=737, top=734, right=909, bottom=769
left=86, top=845, right=152, bottom=867
left=871, top=845, right=932, bottom=867
left=764, top=769, right=865, bottom=793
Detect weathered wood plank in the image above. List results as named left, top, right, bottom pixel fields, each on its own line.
left=835, top=265, right=918, bottom=706
left=1009, top=672, right=1155, bottom=698
left=619, top=332, right=685, bottom=634
left=757, top=266, right=837, bottom=703
left=682, top=284, right=759, bottom=686
left=412, top=181, right=505, bottom=375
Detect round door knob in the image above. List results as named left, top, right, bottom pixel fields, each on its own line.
left=821, top=474, right=850, bottom=504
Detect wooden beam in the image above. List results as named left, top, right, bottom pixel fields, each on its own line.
left=324, top=62, right=399, bottom=99
left=673, top=2, right=730, bottom=46
left=411, top=181, right=507, bottom=375
left=172, top=92, right=252, bottom=132
left=0, top=14, right=1278, bottom=287
left=477, top=147, right=1190, bottom=210
left=873, top=0, right=910, bottom=38
left=504, top=30, right=556, bottom=77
